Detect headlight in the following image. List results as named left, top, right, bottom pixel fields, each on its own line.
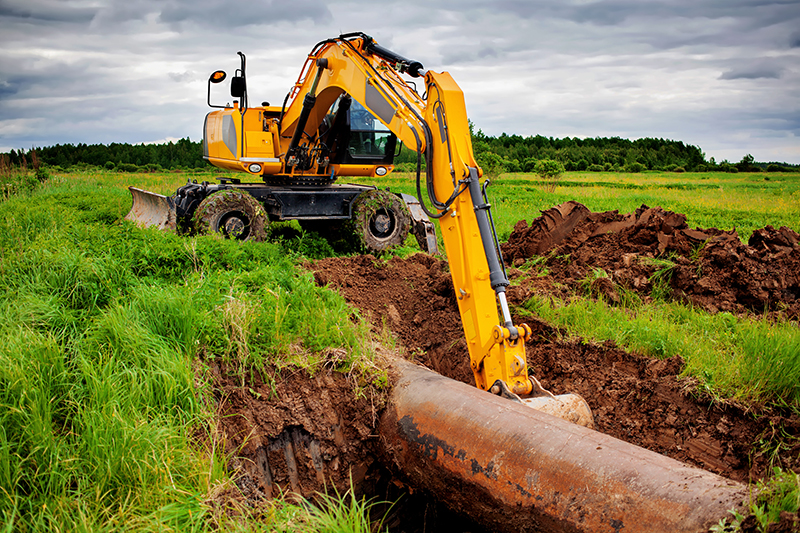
left=248, top=163, right=262, bottom=173
left=375, top=166, right=387, bottom=176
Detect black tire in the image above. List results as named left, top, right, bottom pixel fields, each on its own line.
left=192, top=190, right=268, bottom=242
left=352, top=189, right=411, bottom=253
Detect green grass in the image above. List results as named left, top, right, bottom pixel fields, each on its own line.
left=301, top=481, right=390, bottom=533
left=0, top=169, right=386, bottom=531
left=358, top=170, right=800, bottom=243
left=522, top=295, right=800, bottom=405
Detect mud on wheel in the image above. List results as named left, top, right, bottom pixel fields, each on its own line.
left=192, top=190, right=268, bottom=241
left=352, top=189, right=411, bottom=253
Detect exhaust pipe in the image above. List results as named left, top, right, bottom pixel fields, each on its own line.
left=125, top=187, right=177, bottom=230
left=379, top=358, right=748, bottom=533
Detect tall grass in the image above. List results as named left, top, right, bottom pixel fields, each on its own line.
left=0, top=169, right=385, bottom=531
left=523, top=295, right=800, bottom=404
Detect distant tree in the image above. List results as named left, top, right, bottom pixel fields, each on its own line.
left=476, top=152, right=506, bottom=178
left=736, top=154, right=757, bottom=172
left=535, top=159, right=565, bottom=192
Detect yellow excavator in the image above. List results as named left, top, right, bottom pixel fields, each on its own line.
left=127, top=34, right=748, bottom=531
left=127, top=32, right=589, bottom=419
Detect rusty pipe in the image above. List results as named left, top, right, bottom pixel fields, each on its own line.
left=379, top=359, right=748, bottom=533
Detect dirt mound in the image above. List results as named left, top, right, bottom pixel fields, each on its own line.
left=310, top=253, right=800, bottom=483
left=312, top=254, right=473, bottom=386
left=502, top=201, right=800, bottom=318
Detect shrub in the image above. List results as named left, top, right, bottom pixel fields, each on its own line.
left=625, top=162, right=645, bottom=173
left=535, top=159, right=565, bottom=192
left=522, top=157, right=538, bottom=173
left=476, top=152, right=506, bottom=178
left=504, top=158, right=522, bottom=173
left=117, top=163, right=138, bottom=173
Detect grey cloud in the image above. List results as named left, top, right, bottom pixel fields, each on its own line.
left=2, top=0, right=799, bottom=163
left=0, top=0, right=96, bottom=23
left=157, top=0, right=333, bottom=28
left=169, top=71, right=197, bottom=83
left=720, top=64, right=784, bottom=80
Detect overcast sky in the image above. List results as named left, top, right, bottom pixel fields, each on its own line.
left=1, top=0, right=798, bottom=163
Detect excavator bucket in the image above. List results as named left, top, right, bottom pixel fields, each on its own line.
left=124, top=187, right=177, bottom=231
left=491, top=377, right=596, bottom=428
left=523, top=392, right=595, bottom=428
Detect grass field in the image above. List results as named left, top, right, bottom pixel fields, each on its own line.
left=354, top=169, right=800, bottom=243
left=1, top=167, right=798, bottom=531
left=0, top=168, right=383, bottom=532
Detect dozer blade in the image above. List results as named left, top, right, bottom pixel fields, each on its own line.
left=125, top=187, right=177, bottom=231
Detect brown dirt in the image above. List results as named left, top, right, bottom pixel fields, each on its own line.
left=207, top=353, right=486, bottom=532
left=309, top=251, right=800, bottom=485
left=207, top=357, right=386, bottom=502
left=501, top=201, right=800, bottom=318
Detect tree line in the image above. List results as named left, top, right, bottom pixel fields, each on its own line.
left=3, top=132, right=797, bottom=174
left=2, top=137, right=206, bottom=172
left=463, top=127, right=797, bottom=174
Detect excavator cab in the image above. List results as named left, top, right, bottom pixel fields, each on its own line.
left=321, top=96, right=397, bottom=168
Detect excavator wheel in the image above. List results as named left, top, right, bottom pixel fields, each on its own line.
left=193, top=190, right=268, bottom=242
left=352, top=189, right=411, bottom=253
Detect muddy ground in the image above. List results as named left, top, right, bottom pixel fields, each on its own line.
left=501, top=201, right=800, bottom=319
left=213, top=202, right=799, bottom=531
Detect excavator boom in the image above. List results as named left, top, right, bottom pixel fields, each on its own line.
left=289, top=34, right=575, bottom=405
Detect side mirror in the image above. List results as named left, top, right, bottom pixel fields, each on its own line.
left=230, top=76, right=245, bottom=98
left=207, top=70, right=228, bottom=108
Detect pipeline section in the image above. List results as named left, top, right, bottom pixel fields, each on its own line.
left=379, top=358, right=748, bottom=533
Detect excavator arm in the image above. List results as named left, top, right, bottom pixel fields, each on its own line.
left=287, top=33, right=556, bottom=401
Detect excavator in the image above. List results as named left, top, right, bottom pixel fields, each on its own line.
left=127, top=34, right=748, bottom=532
left=127, top=32, right=589, bottom=417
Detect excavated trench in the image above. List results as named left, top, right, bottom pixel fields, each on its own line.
left=213, top=203, right=800, bottom=532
